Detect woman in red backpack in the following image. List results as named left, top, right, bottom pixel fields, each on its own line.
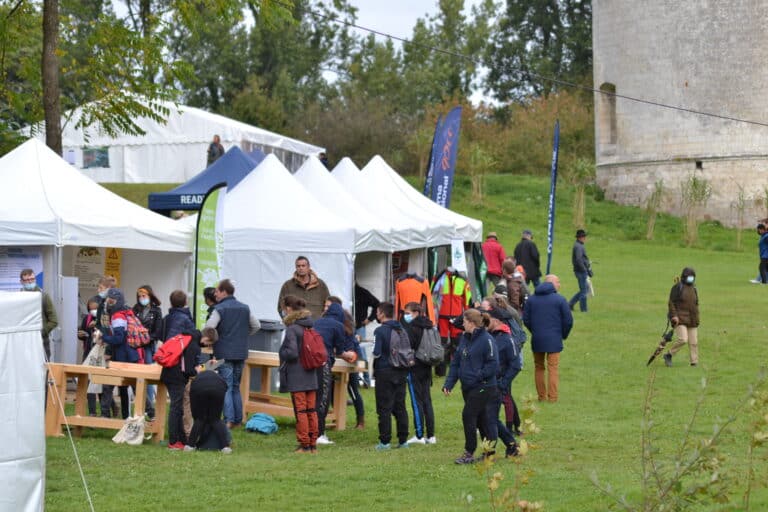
left=279, top=295, right=319, bottom=454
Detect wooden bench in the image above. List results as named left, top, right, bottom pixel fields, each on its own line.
left=241, top=350, right=364, bottom=430
left=45, top=362, right=168, bottom=442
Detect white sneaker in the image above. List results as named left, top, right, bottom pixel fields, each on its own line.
left=407, top=436, right=426, bottom=444
left=750, top=279, right=761, bottom=284
left=183, top=445, right=196, bottom=452
left=425, top=436, right=437, bottom=445
left=221, top=447, right=232, bottom=454
left=316, top=435, right=334, bottom=445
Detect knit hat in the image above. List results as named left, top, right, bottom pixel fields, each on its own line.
left=106, top=288, right=125, bottom=312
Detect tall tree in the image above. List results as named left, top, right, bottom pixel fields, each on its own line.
left=42, top=0, right=61, bottom=154
left=485, top=0, right=592, bottom=102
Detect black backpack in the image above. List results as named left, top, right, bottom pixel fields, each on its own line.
left=389, top=327, right=415, bottom=368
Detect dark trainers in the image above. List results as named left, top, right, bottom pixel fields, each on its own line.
left=294, top=445, right=311, bottom=454
left=663, top=353, right=672, bottom=367
left=454, top=452, right=476, bottom=464
left=505, top=443, right=520, bottom=458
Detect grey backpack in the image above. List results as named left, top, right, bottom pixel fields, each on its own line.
left=389, top=327, right=415, bottom=368
left=415, top=327, right=444, bottom=366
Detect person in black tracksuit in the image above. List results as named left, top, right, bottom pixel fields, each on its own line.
left=401, top=302, right=436, bottom=444
left=160, top=329, right=201, bottom=449
left=442, top=308, right=499, bottom=464
left=372, top=302, right=410, bottom=449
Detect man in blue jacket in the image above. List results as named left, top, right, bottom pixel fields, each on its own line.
left=523, top=275, right=573, bottom=403
left=204, top=279, right=260, bottom=428
left=312, top=298, right=356, bottom=444
left=757, top=224, right=768, bottom=283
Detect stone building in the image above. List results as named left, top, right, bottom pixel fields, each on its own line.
left=592, top=1, right=768, bottom=227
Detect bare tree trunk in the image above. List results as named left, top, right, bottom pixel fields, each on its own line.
left=42, top=0, right=61, bottom=155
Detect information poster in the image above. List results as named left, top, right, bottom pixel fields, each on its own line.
left=104, top=248, right=122, bottom=286
left=73, top=247, right=104, bottom=300
left=0, top=247, right=43, bottom=291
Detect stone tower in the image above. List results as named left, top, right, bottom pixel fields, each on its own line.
left=592, top=1, right=768, bottom=227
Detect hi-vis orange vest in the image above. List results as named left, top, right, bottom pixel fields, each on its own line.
left=433, top=270, right=472, bottom=338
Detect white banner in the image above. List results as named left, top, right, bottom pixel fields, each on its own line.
left=450, top=239, right=468, bottom=273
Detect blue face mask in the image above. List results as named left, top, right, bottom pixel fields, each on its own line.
left=403, top=313, right=413, bottom=323
left=685, top=276, right=695, bottom=284
left=22, top=282, right=36, bottom=291
left=138, top=297, right=150, bottom=306
left=98, top=289, right=108, bottom=299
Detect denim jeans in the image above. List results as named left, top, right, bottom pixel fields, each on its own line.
left=217, top=360, right=244, bottom=425
left=569, top=271, right=589, bottom=312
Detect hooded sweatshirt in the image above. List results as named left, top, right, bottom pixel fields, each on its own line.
left=312, top=303, right=353, bottom=365
left=523, top=282, right=573, bottom=354
left=279, top=310, right=319, bottom=393
left=491, top=325, right=521, bottom=392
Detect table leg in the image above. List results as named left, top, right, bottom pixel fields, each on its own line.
left=73, top=374, right=89, bottom=437
left=45, top=365, right=65, bottom=437
left=240, top=363, right=252, bottom=415
left=133, top=378, right=147, bottom=418
left=333, top=372, right=349, bottom=431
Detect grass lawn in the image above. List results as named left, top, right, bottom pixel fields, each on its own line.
left=46, top=174, right=768, bottom=511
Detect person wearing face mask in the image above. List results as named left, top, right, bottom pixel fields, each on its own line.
left=77, top=298, right=101, bottom=361
left=401, top=302, right=437, bottom=445
left=133, top=285, right=164, bottom=420
left=664, top=267, right=700, bottom=367
left=100, top=288, right=140, bottom=419
left=19, top=268, right=58, bottom=360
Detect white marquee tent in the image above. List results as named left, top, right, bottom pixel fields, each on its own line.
left=222, top=155, right=357, bottom=318
left=361, top=155, right=483, bottom=243
left=34, top=100, right=324, bottom=183
left=0, top=292, right=46, bottom=511
left=0, top=139, right=194, bottom=361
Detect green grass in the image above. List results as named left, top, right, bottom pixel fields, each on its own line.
left=102, top=183, right=179, bottom=209
left=46, top=175, right=768, bottom=511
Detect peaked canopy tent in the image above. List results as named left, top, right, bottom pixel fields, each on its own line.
left=148, top=146, right=262, bottom=214
left=0, top=139, right=194, bottom=362
left=222, top=155, right=357, bottom=319
left=31, top=100, right=324, bottom=183
left=362, top=155, right=483, bottom=243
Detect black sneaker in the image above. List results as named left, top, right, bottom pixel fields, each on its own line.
left=505, top=443, right=519, bottom=458
left=454, top=452, right=475, bottom=464
left=663, top=353, right=672, bottom=367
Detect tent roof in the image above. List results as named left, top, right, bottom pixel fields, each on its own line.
left=55, top=100, right=324, bottom=156
left=362, top=155, right=482, bottom=242
left=147, top=146, right=262, bottom=212
left=0, top=139, right=193, bottom=252
left=294, top=157, right=392, bottom=252
left=223, top=155, right=356, bottom=253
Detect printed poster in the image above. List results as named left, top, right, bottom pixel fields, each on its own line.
left=0, top=247, right=43, bottom=291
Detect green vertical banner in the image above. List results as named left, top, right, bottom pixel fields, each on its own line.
left=194, top=183, right=226, bottom=329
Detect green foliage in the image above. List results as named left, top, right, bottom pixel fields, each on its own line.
left=680, top=172, right=712, bottom=247
left=645, top=180, right=664, bottom=241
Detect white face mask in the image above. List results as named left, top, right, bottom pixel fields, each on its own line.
left=685, top=275, right=695, bottom=284
left=89, top=309, right=98, bottom=316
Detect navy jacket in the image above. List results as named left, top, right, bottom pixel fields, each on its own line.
left=443, top=327, right=499, bottom=393
left=213, top=296, right=252, bottom=360
left=312, top=303, right=353, bottom=365
left=164, top=307, right=195, bottom=340
left=491, top=328, right=521, bottom=392
left=523, top=282, right=573, bottom=353
left=372, top=319, right=406, bottom=372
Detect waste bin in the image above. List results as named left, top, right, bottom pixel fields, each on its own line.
left=248, top=319, right=285, bottom=393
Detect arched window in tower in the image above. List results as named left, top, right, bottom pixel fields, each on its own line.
left=598, top=83, right=617, bottom=152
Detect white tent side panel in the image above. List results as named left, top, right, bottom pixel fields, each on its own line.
left=0, top=292, right=46, bottom=512
left=223, top=250, right=354, bottom=320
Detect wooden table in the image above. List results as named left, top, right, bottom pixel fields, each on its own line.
left=45, top=362, right=168, bottom=442
left=241, top=350, right=364, bottom=431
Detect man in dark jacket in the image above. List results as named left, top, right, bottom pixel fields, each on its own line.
left=354, top=282, right=379, bottom=387
left=523, top=275, right=573, bottom=403
left=401, top=302, right=436, bottom=445
left=569, top=229, right=593, bottom=312
left=204, top=279, right=260, bottom=428
left=663, top=267, right=700, bottom=367
left=312, top=299, right=356, bottom=444
left=20, top=268, right=58, bottom=360
left=372, top=302, right=410, bottom=450
left=513, top=230, right=542, bottom=287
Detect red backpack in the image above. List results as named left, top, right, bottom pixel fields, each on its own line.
left=154, top=334, right=192, bottom=368
left=124, top=310, right=151, bottom=348
left=299, top=328, right=328, bottom=370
